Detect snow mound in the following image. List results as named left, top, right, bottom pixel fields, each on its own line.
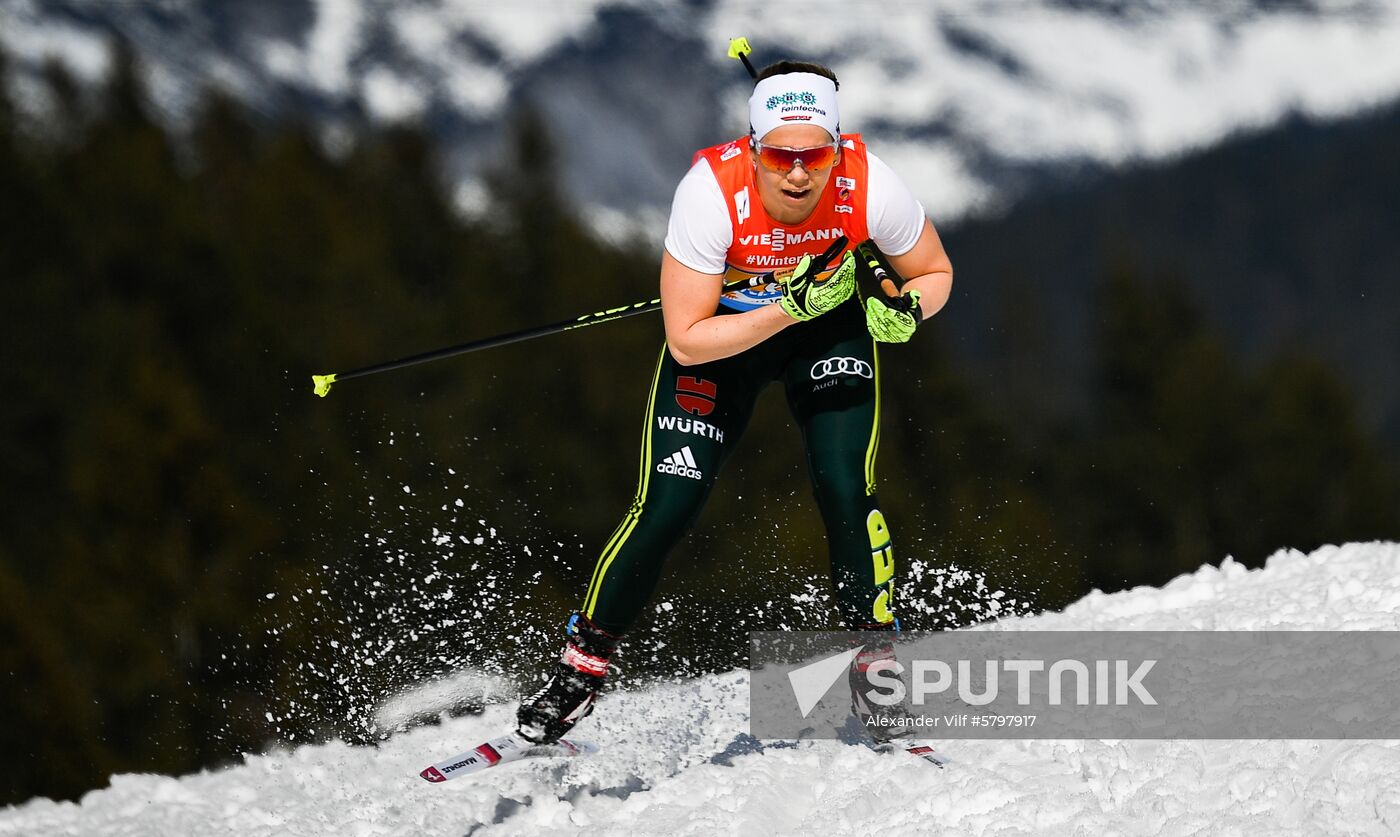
left=1018, top=541, right=1400, bottom=631
left=3, top=542, right=1398, bottom=836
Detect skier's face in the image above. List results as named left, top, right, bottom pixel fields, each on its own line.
left=751, top=124, right=840, bottom=225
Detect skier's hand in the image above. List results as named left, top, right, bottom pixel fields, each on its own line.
left=864, top=279, right=923, bottom=343
left=856, top=242, right=924, bottom=344
left=778, top=244, right=856, bottom=322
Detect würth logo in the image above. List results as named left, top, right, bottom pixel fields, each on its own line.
left=657, top=446, right=703, bottom=480
left=675, top=377, right=717, bottom=416
left=657, top=415, right=725, bottom=443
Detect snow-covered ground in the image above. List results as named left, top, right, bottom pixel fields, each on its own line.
left=4, top=542, right=1399, bottom=836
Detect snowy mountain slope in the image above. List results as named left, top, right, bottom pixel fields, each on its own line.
left=4, top=1, right=1400, bottom=228
left=4, top=541, right=1398, bottom=836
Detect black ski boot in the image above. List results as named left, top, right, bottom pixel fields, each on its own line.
left=516, top=612, right=620, bottom=744
left=849, top=629, right=917, bottom=744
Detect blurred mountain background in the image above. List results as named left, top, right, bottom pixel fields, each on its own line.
left=2, top=0, right=1398, bottom=807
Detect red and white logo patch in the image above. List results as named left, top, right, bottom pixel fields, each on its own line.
left=562, top=644, right=609, bottom=676
left=675, top=377, right=717, bottom=417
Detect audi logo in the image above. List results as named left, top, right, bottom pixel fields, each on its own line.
left=810, top=357, right=874, bottom=380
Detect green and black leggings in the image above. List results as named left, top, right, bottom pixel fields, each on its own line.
left=580, top=297, right=899, bottom=636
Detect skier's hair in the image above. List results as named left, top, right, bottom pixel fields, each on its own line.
left=756, top=61, right=839, bottom=91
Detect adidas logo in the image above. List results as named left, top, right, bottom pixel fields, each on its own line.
left=656, top=446, right=703, bottom=480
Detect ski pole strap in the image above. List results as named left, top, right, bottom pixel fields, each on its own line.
left=857, top=241, right=904, bottom=293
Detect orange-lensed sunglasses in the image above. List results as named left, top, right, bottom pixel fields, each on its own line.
left=753, top=140, right=840, bottom=174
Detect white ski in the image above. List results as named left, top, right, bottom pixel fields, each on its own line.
left=875, top=740, right=950, bottom=768
left=419, top=732, right=598, bottom=783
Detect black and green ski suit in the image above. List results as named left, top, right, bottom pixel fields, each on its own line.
left=580, top=296, right=898, bottom=635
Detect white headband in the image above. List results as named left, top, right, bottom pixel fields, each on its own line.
left=748, top=72, right=840, bottom=142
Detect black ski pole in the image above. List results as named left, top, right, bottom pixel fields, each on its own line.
left=312, top=273, right=770, bottom=397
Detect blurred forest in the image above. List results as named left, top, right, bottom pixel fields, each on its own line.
left=2, top=46, right=1398, bottom=805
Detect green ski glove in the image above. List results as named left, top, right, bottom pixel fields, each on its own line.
left=779, top=247, right=857, bottom=322
left=857, top=241, right=923, bottom=343
left=865, top=287, right=923, bottom=343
